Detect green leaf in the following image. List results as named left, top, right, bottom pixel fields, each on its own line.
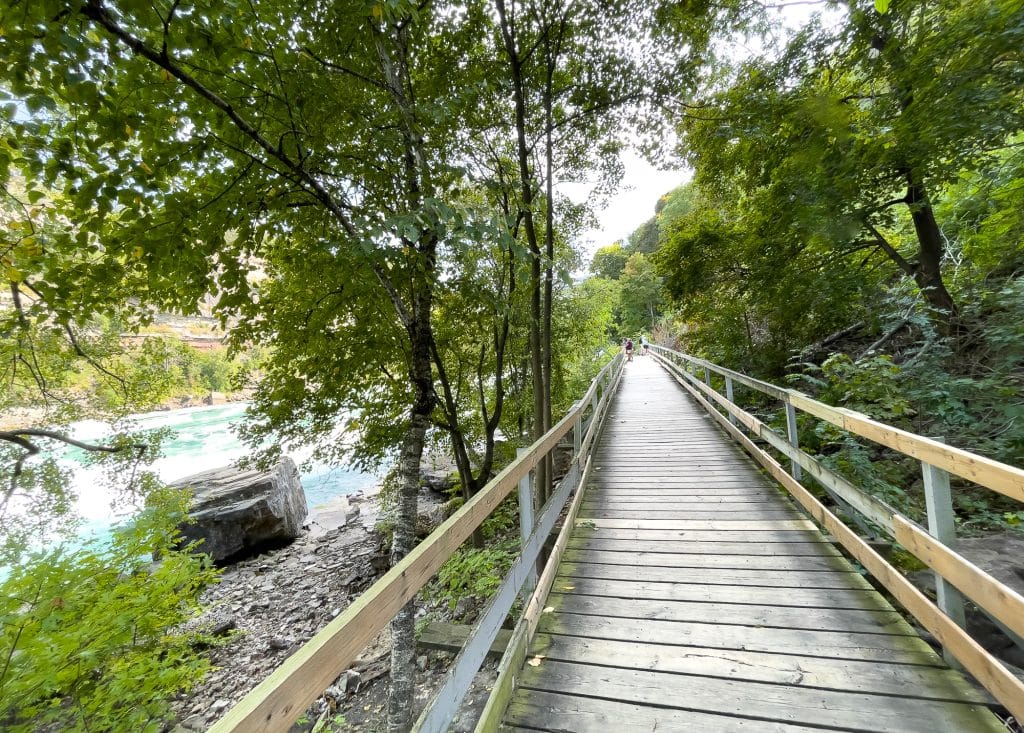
left=874, top=0, right=891, bottom=13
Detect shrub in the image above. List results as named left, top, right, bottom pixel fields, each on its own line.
left=0, top=490, right=220, bottom=732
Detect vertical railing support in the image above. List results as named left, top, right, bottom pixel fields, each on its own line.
left=922, top=446, right=966, bottom=665
left=573, top=413, right=582, bottom=458
left=703, top=366, right=711, bottom=388
left=784, top=402, right=802, bottom=482
left=725, top=376, right=737, bottom=426
left=516, top=447, right=538, bottom=599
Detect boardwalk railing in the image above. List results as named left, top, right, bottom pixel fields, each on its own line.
left=211, top=351, right=625, bottom=733
left=649, top=345, right=1024, bottom=722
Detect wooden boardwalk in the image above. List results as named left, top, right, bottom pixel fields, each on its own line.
left=501, top=356, right=1002, bottom=732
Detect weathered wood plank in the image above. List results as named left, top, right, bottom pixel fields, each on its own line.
left=504, top=689, right=826, bottom=733
left=566, top=536, right=842, bottom=556
left=528, top=633, right=991, bottom=703
left=552, top=574, right=892, bottom=611
left=417, top=622, right=512, bottom=657
left=577, top=508, right=804, bottom=520
left=537, top=612, right=941, bottom=665
left=545, top=593, right=916, bottom=636
left=567, top=527, right=826, bottom=542
left=514, top=660, right=1001, bottom=732
left=575, top=518, right=817, bottom=530
left=559, top=546, right=852, bottom=571
left=582, top=491, right=786, bottom=500
left=559, top=559, right=869, bottom=589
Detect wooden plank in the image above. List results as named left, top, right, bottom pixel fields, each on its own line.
left=538, top=612, right=941, bottom=665
left=417, top=622, right=512, bottom=657
left=577, top=508, right=803, bottom=520
left=529, top=633, right=990, bottom=703
left=566, top=536, right=842, bottom=556
left=569, top=527, right=825, bottom=542
left=554, top=576, right=894, bottom=611
left=515, top=660, right=1001, bottom=732
left=585, top=493, right=777, bottom=501
left=559, top=547, right=850, bottom=571
left=560, top=559, right=869, bottom=589
left=546, top=593, right=916, bottom=636
left=588, top=481, right=774, bottom=489
left=895, top=516, right=1024, bottom=640
left=504, top=689, right=826, bottom=733
left=576, top=518, right=817, bottom=531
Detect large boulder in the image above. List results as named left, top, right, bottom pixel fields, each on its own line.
left=170, top=458, right=308, bottom=562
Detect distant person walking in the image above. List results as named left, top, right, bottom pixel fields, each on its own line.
left=624, top=338, right=634, bottom=362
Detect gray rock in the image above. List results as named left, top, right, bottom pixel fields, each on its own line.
left=420, top=469, right=457, bottom=495
left=416, top=502, right=448, bottom=537
left=203, top=391, right=228, bottom=405
left=171, top=458, right=308, bottom=562
left=182, top=713, right=205, bottom=731
left=453, top=595, right=477, bottom=621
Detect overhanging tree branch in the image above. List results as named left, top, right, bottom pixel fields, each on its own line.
left=1, top=429, right=147, bottom=515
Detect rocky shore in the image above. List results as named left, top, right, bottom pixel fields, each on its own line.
left=169, top=482, right=496, bottom=733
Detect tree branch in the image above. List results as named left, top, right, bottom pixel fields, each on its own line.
left=81, top=0, right=358, bottom=237
left=1, top=429, right=146, bottom=515
left=866, top=223, right=917, bottom=278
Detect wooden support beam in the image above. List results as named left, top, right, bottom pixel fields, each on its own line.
left=417, top=623, right=513, bottom=658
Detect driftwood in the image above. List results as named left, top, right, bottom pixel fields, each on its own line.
left=797, top=321, right=866, bottom=360
left=859, top=318, right=910, bottom=358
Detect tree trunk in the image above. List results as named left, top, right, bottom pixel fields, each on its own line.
left=496, top=0, right=547, bottom=508
left=385, top=398, right=429, bottom=732
left=906, top=176, right=958, bottom=322
left=541, top=58, right=555, bottom=506
left=374, top=20, right=438, bottom=733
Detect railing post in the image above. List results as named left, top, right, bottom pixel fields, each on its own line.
left=725, top=376, right=737, bottom=426
left=573, top=413, right=582, bottom=457
left=516, top=447, right=538, bottom=599
left=922, top=444, right=966, bottom=666
left=784, top=402, right=802, bottom=482
left=703, top=366, right=711, bottom=388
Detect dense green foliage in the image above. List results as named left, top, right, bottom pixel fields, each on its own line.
left=643, top=0, right=1024, bottom=532
left=1, top=490, right=220, bottom=732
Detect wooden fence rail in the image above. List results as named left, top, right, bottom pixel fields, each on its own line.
left=210, top=351, right=624, bottom=733
left=649, top=345, right=1024, bottom=723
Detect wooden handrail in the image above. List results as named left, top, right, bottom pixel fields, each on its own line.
left=210, top=352, right=623, bottom=733
left=651, top=346, right=1024, bottom=502
left=650, top=346, right=1024, bottom=723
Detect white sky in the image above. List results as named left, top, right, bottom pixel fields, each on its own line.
left=566, top=150, right=691, bottom=261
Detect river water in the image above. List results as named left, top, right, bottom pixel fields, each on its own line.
left=65, top=403, right=379, bottom=540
